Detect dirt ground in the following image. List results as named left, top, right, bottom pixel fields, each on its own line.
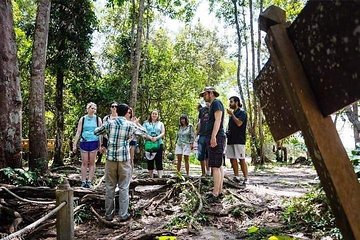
left=2, top=161, right=319, bottom=240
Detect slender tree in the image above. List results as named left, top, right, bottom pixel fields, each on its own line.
left=28, top=0, right=51, bottom=173
left=47, top=0, right=97, bottom=166
left=129, top=0, right=145, bottom=109
left=0, top=0, right=23, bottom=168
left=233, top=0, right=246, bottom=112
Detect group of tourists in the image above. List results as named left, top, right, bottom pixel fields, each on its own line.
left=174, top=87, right=248, bottom=190
left=71, top=85, right=248, bottom=221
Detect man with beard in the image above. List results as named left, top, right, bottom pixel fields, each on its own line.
left=226, top=96, right=248, bottom=185
left=199, top=86, right=226, bottom=202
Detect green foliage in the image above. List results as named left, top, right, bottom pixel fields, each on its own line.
left=188, top=154, right=200, bottom=165
left=0, top=167, right=38, bottom=186
left=282, top=187, right=341, bottom=239
left=350, top=147, right=360, bottom=178
left=0, top=167, right=63, bottom=187
left=167, top=182, right=201, bottom=229
left=74, top=206, right=93, bottom=224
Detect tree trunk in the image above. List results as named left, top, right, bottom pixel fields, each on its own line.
left=29, top=0, right=51, bottom=173
left=257, top=0, right=263, bottom=72
left=0, top=0, right=22, bottom=168
left=345, top=102, right=360, bottom=148
left=130, top=0, right=136, bottom=69
left=232, top=0, right=246, bottom=112
left=53, top=69, right=65, bottom=166
left=129, top=0, right=145, bottom=110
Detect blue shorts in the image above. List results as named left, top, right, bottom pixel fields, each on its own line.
left=129, top=140, right=137, bottom=146
left=80, top=141, right=99, bottom=152
left=197, top=135, right=208, bottom=161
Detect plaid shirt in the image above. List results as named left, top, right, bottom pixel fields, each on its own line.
left=94, top=117, right=146, bottom=162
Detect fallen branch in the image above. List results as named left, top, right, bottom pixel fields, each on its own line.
left=50, top=165, right=80, bottom=173
left=130, top=178, right=176, bottom=189
left=90, top=206, right=128, bottom=228
left=0, top=187, right=55, bottom=204
left=186, top=181, right=203, bottom=232
left=80, top=194, right=105, bottom=204
left=94, top=175, right=105, bottom=190
left=152, top=185, right=175, bottom=209
left=1, top=202, right=66, bottom=240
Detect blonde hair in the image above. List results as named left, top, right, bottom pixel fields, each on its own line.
left=86, top=102, right=97, bottom=110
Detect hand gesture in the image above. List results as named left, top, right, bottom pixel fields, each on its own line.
left=226, top=108, right=233, bottom=115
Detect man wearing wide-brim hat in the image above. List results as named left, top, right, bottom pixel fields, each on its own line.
left=199, top=86, right=226, bottom=203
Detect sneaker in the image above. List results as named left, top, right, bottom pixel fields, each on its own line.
left=105, top=216, right=113, bottom=221
left=118, top=213, right=131, bottom=222
left=205, top=192, right=220, bottom=203
left=233, top=176, right=241, bottom=182
left=81, top=181, right=87, bottom=188
left=241, top=178, right=248, bottom=185
left=86, top=181, right=93, bottom=189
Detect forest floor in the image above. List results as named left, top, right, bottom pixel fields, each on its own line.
left=1, top=160, right=320, bottom=240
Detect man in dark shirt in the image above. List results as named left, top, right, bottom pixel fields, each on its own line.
left=197, top=102, right=210, bottom=176
left=199, top=86, right=226, bottom=201
left=226, top=96, right=248, bottom=185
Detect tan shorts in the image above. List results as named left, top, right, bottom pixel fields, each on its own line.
left=226, top=144, right=245, bottom=159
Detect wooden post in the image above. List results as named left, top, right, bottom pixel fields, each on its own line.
left=56, top=179, right=74, bottom=240
left=260, top=6, right=360, bottom=240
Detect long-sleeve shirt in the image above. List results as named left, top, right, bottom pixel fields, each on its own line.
left=176, top=125, right=195, bottom=145
left=94, top=116, right=146, bottom=162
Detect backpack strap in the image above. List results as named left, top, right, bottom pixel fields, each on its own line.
left=80, top=116, right=86, bottom=141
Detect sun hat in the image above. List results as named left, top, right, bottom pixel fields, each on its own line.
left=199, top=86, right=220, bottom=97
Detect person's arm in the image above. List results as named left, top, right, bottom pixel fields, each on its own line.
left=190, top=125, right=195, bottom=149
left=72, top=118, right=83, bottom=152
left=226, top=109, right=243, bottom=127
left=97, top=117, right=103, bottom=147
left=210, top=110, right=222, bottom=148
left=154, top=122, right=165, bottom=142
left=94, top=121, right=108, bottom=136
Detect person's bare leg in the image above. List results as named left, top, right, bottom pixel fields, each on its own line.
left=212, top=167, right=221, bottom=196
left=176, top=154, right=182, bottom=173
left=81, top=152, right=89, bottom=181
left=219, top=166, right=224, bottom=194
left=184, top=155, right=190, bottom=176
left=88, top=151, right=97, bottom=182
left=200, top=161, right=206, bottom=176
left=230, top=158, right=240, bottom=176
left=240, top=158, right=248, bottom=179
left=130, top=146, right=135, bottom=169
left=205, top=159, right=211, bottom=175
left=148, top=170, right=153, bottom=178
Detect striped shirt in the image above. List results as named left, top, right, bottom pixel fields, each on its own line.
left=94, top=117, right=146, bottom=162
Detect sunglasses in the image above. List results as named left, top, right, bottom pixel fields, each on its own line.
left=111, top=105, right=117, bottom=108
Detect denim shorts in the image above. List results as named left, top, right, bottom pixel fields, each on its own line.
left=197, top=135, right=208, bottom=161
left=80, top=141, right=99, bottom=152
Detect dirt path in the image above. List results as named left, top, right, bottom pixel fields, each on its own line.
left=4, top=162, right=318, bottom=240
left=69, top=163, right=318, bottom=240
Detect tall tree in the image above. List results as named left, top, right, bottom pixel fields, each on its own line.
left=0, top=0, right=23, bottom=168
left=28, top=0, right=51, bottom=173
left=232, top=0, right=246, bottom=111
left=129, top=0, right=145, bottom=109
left=47, top=0, right=97, bottom=166
left=345, top=102, right=360, bottom=147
